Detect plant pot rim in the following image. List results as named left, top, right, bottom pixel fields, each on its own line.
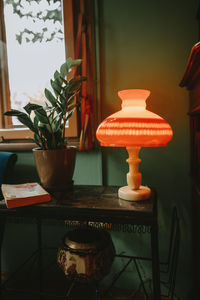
left=32, top=146, right=76, bottom=152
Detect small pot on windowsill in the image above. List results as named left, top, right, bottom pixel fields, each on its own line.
left=33, top=146, right=76, bottom=192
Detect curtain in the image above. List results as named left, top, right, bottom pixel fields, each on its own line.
left=0, top=0, right=11, bottom=128
left=63, top=0, right=97, bottom=151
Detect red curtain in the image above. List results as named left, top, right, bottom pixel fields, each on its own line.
left=63, top=0, right=97, bottom=151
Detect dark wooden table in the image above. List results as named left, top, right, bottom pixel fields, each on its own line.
left=0, top=185, right=161, bottom=300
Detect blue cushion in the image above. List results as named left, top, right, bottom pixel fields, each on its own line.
left=0, top=152, right=17, bottom=198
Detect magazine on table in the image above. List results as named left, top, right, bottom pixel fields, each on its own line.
left=1, top=182, right=51, bottom=209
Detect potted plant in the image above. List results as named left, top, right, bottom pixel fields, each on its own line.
left=5, top=57, right=86, bottom=191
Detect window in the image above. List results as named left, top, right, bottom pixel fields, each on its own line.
left=0, top=0, right=78, bottom=147
left=0, top=0, right=97, bottom=151
left=4, top=0, right=66, bottom=125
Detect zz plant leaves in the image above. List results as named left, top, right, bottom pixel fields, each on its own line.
left=24, top=103, right=43, bottom=115
left=4, top=58, right=87, bottom=150
left=44, top=88, right=57, bottom=106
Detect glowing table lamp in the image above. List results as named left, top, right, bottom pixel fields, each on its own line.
left=96, top=89, right=173, bottom=201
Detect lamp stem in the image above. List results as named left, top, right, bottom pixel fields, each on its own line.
left=126, top=147, right=141, bottom=190
left=119, top=147, right=150, bottom=201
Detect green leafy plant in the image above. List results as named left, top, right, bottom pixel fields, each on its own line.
left=5, top=57, right=86, bottom=150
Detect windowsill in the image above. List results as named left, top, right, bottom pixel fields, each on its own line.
left=0, top=139, right=80, bottom=152
left=0, top=127, right=80, bottom=151
left=0, top=128, right=34, bottom=140
left=0, top=142, right=37, bottom=151
left=0, top=128, right=35, bottom=151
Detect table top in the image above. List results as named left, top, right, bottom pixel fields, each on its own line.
left=0, top=185, right=156, bottom=225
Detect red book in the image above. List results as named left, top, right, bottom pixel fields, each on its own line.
left=1, top=182, right=51, bottom=209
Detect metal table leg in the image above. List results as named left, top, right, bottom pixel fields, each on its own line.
left=151, top=220, right=161, bottom=300
left=37, top=218, right=43, bottom=299
left=0, top=216, right=6, bottom=294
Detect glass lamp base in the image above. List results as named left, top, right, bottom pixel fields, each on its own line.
left=118, top=185, right=151, bottom=201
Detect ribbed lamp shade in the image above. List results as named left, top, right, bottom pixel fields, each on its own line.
left=96, top=89, right=173, bottom=201
left=96, top=89, right=173, bottom=147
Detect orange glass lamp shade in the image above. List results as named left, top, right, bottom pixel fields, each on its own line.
left=96, top=89, right=173, bottom=201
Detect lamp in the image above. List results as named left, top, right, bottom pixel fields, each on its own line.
left=96, top=89, right=173, bottom=201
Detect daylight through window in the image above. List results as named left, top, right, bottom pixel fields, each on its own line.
left=3, top=0, right=66, bottom=126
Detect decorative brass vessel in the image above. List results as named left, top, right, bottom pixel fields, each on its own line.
left=57, top=227, right=115, bottom=283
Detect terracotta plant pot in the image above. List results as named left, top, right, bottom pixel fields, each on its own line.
left=33, top=147, right=76, bottom=192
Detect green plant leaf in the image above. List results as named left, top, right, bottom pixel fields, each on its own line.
left=17, top=115, right=37, bottom=133
left=52, top=117, right=61, bottom=132
left=54, top=77, right=63, bottom=89
left=60, top=61, right=69, bottom=78
left=62, top=86, right=67, bottom=98
left=54, top=110, right=63, bottom=121
left=70, top=75, right=87, bottom=84
left=35, top=132, right=46, bottom=150
left=38, top=123, right=52, bottom=139
left=60, top=93, right=66, bottom=104
left=35, top=108, right=49, bottom=124
left=4, top=109, right=25, bottom=116
left=33, top=114, right=39, bottom=128
left=27, top=136, right=41, bottom=148
left=66, top=57, right=73, bottom=69
left=45, top=88, right=57, bottom=106
left=34, top=133, right=43, bottom=146
left=69, top=83, right=81, bottom=94
left=50, top=79, right=61, bottom=96
left=54, top=70, right=63, bottom=85
left=54, top=129, right=64, bottom=148
left=68, top=76, right=87, bottom=93
left=54, top=101, right=64, bottom=114
left=24, top=103, right=43, bottom=115
left=70, top=59, right=82, bottom=67
left=41, top=122, right=52, bottom=132
left=60, top=76, right=68, bottom=85
left=59, top=57, right=81, bottom=78
left=67, top=95, right=75, bottom=106
left=59, top=96, right=68, bottom=111
left=60, top=93, right=74, bottom=107
left=65, top=109, right=75, bottom=122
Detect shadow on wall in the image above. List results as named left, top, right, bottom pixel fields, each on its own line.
left=6, top=150, right=103, bottom=186
left=7, top=152, right=39, bottom=184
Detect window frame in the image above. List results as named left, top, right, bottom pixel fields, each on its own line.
left=0, top=0, right=78, bottom=150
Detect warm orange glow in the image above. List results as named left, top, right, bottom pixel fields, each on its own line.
left=96, top=89, right=173, bottom=147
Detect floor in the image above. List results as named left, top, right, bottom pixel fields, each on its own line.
left=1, top=284, right=175, bottom=300
left=0, top=268, right=175, bottom=300
left=0, top=254, right=175, bottom=300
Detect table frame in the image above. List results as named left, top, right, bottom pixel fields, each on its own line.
left=0, top=185, right=161, bottom=300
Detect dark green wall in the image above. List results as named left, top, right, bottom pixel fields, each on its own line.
left=2, top=0, right=199, bottom=299
left=97, top=0, right=198, bottom=298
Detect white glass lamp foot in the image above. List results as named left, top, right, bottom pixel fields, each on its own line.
left=118, top=185, right=151, bottom=201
